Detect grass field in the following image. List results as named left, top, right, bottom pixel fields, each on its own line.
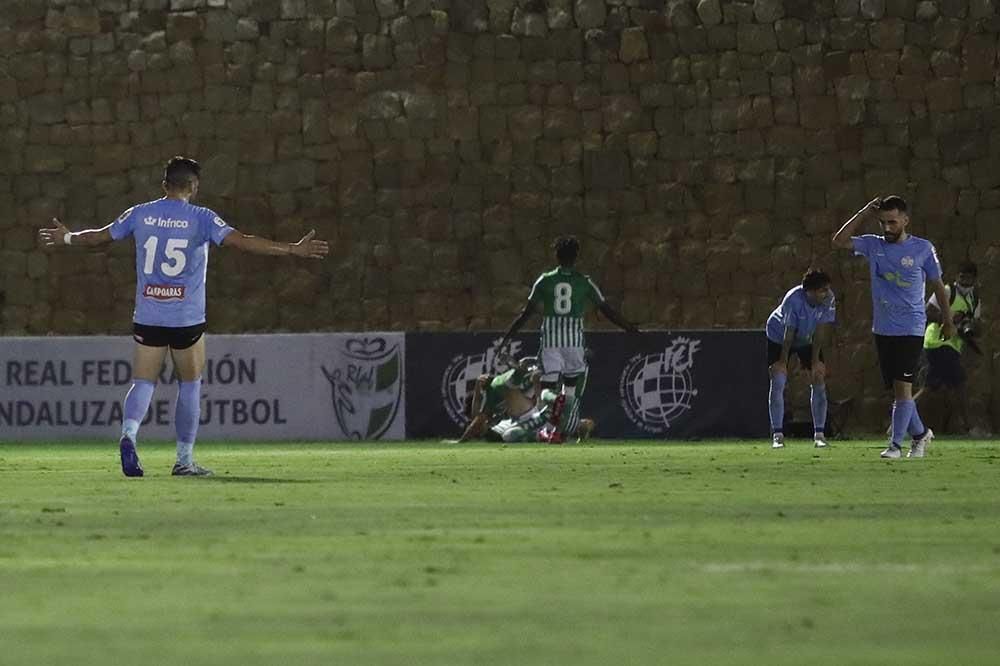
left=2, top=438, right=1000, bottom=666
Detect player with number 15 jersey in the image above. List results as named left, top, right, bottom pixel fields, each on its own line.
left=110, top=199, right=233, bottom=327
left=39, top=156, right=329, bottom=478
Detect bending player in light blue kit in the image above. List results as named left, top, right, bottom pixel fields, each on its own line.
left=39, top=156, right=329, bottom=477
left=765, top=270, right=836, bottom=449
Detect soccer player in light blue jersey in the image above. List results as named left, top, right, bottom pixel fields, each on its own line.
left=765, top=270, right=836, bottom=449
left=833, top=195, right=956, bottom=459
left=39, top=156, right=329, bottom=477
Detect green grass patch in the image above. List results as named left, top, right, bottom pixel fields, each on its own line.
left=1, top=439, right=999, bottom=665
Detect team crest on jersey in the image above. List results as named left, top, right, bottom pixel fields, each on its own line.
left=619, top=337, right=701, bottom=434
left=143, top=284, right=185, bottom=300
left=441, top=339, right=522, bottom=426
left=901, top=256, right=915, bottom=267
left=321, top=337, right=403, bottom=440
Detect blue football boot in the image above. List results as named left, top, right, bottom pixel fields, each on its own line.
left=120, top=436, right=144, bottom=477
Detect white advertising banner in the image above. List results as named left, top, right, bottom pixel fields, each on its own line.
left=0, top=333, right=406, bottom=442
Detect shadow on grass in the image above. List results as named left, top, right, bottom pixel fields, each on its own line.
left=194, top=476, right=317, bottom=484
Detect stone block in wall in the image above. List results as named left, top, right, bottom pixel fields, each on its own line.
left=61, top=6, right=102, bottom=36
left=574, top=0, right=606, bottom=29
left=931, top=18, right=966, bottom=50
left=583, top=149, right=629, bottom=190
left=975, top=209, right=1000, bottom=242
left=930, top=50, right=961, bottom=78
left=798, top=96, right=839, bottom=128
left=327, top=18, right=359, bottom=52
left=737, top=24, right=777, bottom=53
left=962, top=34, right=998, bottom=82
left=696, top=0, right=723, bottom=26
left=869, top=18, right=905, bottom=51
left=925, top=77, right=962, bottom=112
left=167, top=12, right=203, bottom=41
left=620, top=27, right=649, bottom=63
left=830, top=18, right=869, bottom=50
left=602, top=95, right=644, bottom=133
left=765, top=126, right=807, bottom=156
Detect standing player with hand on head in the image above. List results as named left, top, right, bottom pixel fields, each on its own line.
left=832, top=195, right=955, bottom=459
left=38, top=156, right=330, bottom=477
left=498, top=236, right=638, bottom=443
left=765, top=269, right=836, bottom=449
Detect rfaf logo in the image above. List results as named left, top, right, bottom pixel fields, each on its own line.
left=441, top=339, right=522, bottom=426
left=619, top=337, right=701, bottom=434
left=321, top=337, right=403, bottom=440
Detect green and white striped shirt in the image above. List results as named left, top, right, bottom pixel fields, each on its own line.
left=527, top=267, right=605, bottom=349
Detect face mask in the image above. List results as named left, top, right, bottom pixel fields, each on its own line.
left=956, top=284, right=975, bottom=297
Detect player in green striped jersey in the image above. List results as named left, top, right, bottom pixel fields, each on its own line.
left=452, top=358, right=541, bottom=443
left=498, top=237, right=638, bottom=441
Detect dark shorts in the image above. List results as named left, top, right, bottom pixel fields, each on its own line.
left=874, top=334, right=923, bottom=388
left=766, top=340, right=823, bottom=371
left=925, top=346, right=966, bottom=389
left=132, top=322, right=206, bottom=350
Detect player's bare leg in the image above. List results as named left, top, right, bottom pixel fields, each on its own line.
left=169, top=337, right=213, bottom=476
left=120, top=343, right=169, bottom=477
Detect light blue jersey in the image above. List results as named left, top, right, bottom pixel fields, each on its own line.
left=109, top=198, right=234, bottom=327
left=765, top=285, right=836, bottom=347
left=851, top=234, right=942, bottom=336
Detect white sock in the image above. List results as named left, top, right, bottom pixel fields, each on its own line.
left=176, top=441, right=194, bottom=466
left=122, top=419, right=140, bottom=441
left=564, top=385, right=576, bottom=400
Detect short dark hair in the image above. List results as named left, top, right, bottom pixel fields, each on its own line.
left=877, top=195, right=908, bottom=213
left=958, top=261, right=977, bottom=276
left=554, top=236, right=579, bottom=266
left=163, top=156, right=201, bottom=189
left=802, top=269, right=831, bottom=291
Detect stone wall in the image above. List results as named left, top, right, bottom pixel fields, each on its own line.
left=1, top=0, right=999, bottom=432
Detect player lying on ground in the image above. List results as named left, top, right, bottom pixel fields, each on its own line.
left=451, top=357, right=541, bottom=443
left=450, top=361, right=594, bottom=444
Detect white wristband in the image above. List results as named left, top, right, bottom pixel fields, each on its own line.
left=63, top=232, right=73, bottom=246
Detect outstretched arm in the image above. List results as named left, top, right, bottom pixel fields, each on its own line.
left=598, top=301, right=639, bottom=333
left=499, top=300, right=538, bottom=349
left=456, top=414, right=488, bottom=443
left=832, top=197, right=880, bottom=249
left=222, top=229, right=329, bottom=259
left=38, top=218, right=114, bottom=248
